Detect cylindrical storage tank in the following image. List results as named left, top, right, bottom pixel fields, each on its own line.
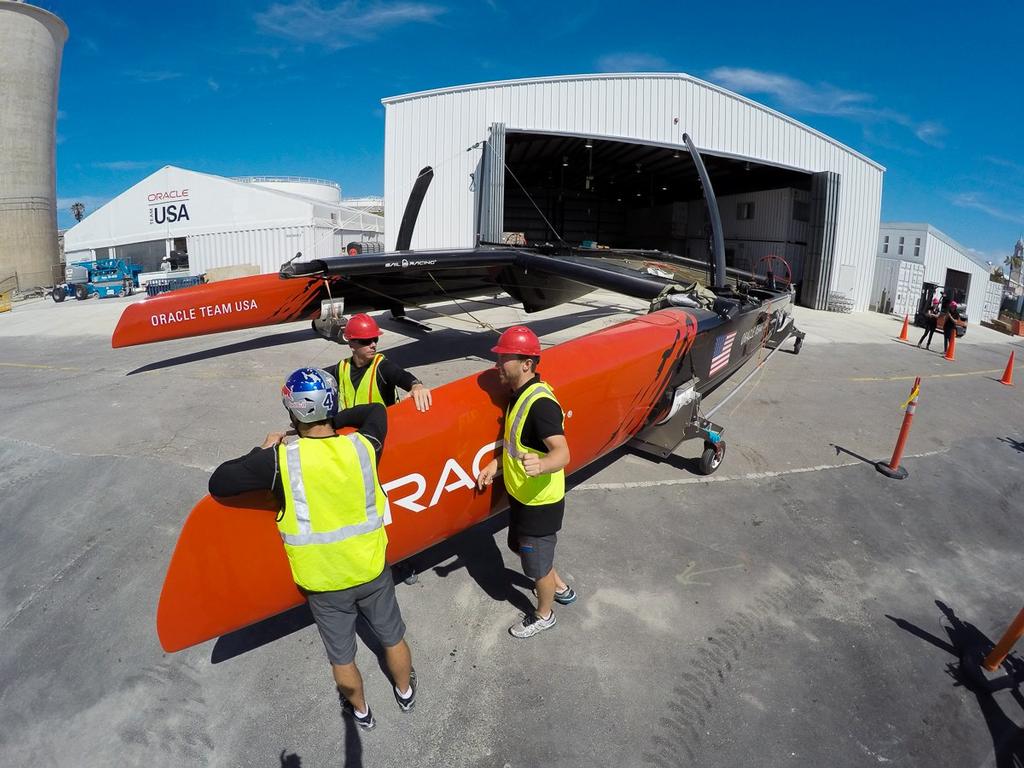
left=242, top=177, right=342, bottom=204
left=0, top=1, right=68, bottom=291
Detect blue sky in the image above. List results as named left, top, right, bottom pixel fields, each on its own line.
left=46, top=0, right=1023, bottom=267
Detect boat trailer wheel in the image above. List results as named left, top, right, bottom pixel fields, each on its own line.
left=699, top=440, right=725, bottom=475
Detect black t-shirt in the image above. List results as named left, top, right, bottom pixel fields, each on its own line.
left=325, top=355, right=420, bottom=407
left=208, top=404, right=387, bottom=508
left=504, top=375, right=566, bottom=537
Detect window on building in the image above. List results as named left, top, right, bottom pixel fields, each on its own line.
left=883, top=235, right=889, bottom=254
left=898, top=236, right=905, bottom=256
left=737, top=202, right=755, bottom=220
left=793, top=201, right=810, bottom=222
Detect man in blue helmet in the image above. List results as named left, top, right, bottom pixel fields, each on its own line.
left=209, top=367, right=415, bottom=731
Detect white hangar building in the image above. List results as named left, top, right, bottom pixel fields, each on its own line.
left=63, top=166, right=384, bottom=276
left=870, top=223, right=1002, bottom=324
left=382, top=73, right=885, bottom=311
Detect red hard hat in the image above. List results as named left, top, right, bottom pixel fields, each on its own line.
left=343, top=313, right=382, bottom=341
left=492, top=325, right=541, bottom=356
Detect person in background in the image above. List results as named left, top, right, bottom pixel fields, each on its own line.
left=917, top=297, right=941, bottom=349
left=941, top=300, right=964, bottom=354
left=326, top=313, right=432, bottom=412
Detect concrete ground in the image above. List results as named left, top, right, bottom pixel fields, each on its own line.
left=1, top=291, right=1023, bottom=767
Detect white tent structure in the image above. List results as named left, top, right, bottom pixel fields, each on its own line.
left=63, top=166, right=384, bottom=276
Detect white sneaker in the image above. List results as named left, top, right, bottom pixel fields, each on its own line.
left=509, top=610, right=556, bottom=638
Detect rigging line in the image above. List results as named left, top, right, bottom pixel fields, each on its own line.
left=425, top=272, right=499, bottom=334
left=481, top=134, right=570, bottom=249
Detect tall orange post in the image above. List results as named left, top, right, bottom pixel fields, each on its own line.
left=944, top=331, right=957, bottom=361
left=983, top=606, right=1024, bottom=672
left=898, top=315, right=909, bottom=341
left=876, top=377, right=920, bottom=480
left=1000, top=350, right=1015, bottom=386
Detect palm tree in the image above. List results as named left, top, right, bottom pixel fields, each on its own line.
left=70, top=202, right=85, bottom=222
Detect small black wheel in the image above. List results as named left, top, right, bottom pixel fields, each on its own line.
left=699, top=441, right=725, bottom=475
left=51, top=286, right=66, bottom=303
left=74, top=284, right=89, bottom=301
left=793, top=336, right=803, bottom=355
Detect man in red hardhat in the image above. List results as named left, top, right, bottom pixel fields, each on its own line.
left=326, top=313, right=432, bottom=412
left=476, top=325, right=576, bottom=639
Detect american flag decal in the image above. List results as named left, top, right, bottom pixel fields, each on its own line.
left=709, top=331, right=737, bottom=375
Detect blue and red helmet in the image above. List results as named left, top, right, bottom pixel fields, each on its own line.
left=281, top=367, right=338, bottom=423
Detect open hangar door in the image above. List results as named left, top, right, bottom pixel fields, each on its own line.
left=476, top=127, right=835, bottom=307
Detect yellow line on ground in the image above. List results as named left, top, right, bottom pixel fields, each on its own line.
left=0, top=362, right=82, bottom=372
left=852, top=368, right=1010, bottom=382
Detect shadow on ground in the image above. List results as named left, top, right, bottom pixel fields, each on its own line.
left=888, top=600, right=1024, bottom=767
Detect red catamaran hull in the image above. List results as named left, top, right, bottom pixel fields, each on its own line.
left=156, top=308, right=698, bottom=652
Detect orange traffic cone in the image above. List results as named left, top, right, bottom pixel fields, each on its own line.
left=944, top=331, right=957, bottom=361
left=898, top=315, right=909, bottom=341
left=1000, top=350, right=1015, bottom=386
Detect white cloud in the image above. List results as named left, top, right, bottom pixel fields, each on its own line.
left=254, top=0, right=445, bottom=49
left=985, top=156, right=1024, bottom=176
left=208, top=78, right=220, bottom=92
left=127, top=70, right=183, bottom=83
left=952, top=192, right=1024, bottom=225
left=91, top=160, right=157, bottom=171
left=596, top=53, right=669, bottom=73
left=707, top=67, right=945, bottom=148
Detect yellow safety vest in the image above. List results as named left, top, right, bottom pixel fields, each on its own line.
left=339, top=353, right=391, bottom=407
left=502, top=381, right=565, bottom=506
left=276, top=434, right=390, bottom=592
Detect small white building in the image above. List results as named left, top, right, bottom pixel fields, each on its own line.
left=63, top=166, right=384, bottom=276
left=871, top=223, right=1001, bottom=323
left=382, top=73, right=885, bottom=311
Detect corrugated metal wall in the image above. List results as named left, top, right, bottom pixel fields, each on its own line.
left=921, top=231, right=991, bottom=324
left=188, top=226, right=316, bottom=274
left=982, top=280, right=1002, bottom=322
left=384, top=73, right=884, bottom=310
left=870, top=258, right=924, bottom=316
left=878, top=225, right=992, bottom=324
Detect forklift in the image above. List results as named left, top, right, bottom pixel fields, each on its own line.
left=914, top=282, right=967, bottom=337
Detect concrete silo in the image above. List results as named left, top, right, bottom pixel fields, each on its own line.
left=0, top=1, right=68, bottom=290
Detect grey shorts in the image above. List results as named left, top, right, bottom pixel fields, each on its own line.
left=306, top=566, right=407, bottom=666
left=517, top=533, right=557, bottom=580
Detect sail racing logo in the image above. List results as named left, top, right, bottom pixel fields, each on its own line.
left=148, top=188, right=191, bottom=225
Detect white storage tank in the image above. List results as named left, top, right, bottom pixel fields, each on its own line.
left=0, top=0, right=68, bottom=290
left=238, top=176, right=342, bottom=204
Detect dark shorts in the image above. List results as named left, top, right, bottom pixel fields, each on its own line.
left=306, top=566, right=406, bottom=666
left=516, top=533, right=557, bottom=580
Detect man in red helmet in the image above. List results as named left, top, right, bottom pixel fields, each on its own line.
left=476, top=325, right=576, bottom=639
left=326, top=313, right=432, bottom=412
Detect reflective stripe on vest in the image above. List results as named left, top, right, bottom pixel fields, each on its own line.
left=282, top=435, right=384, bottom=546
left=502, top=381, right=565, bottom=506
left=340, top=353, right=388, bottom=407
left=277, top=433, right=390, bottom=592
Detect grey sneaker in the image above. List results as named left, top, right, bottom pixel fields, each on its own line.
left=394, top=668, right=417, bottom=712
left=509, top=610, right=556, bottom=638
left=554, top=586, right=577, bottom=605
left=342, top=700, right=376, bottom=731
left=531, top=586, right=578, bottom=605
